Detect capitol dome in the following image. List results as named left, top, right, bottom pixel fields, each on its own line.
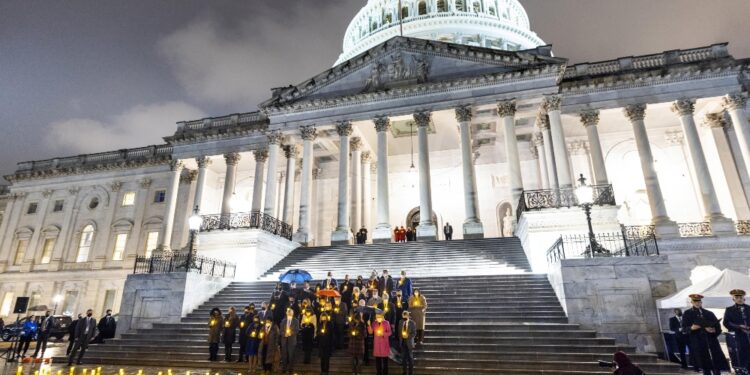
left=335, top=0, right=545, bottom=65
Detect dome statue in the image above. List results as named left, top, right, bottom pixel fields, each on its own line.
left=335, top=0, right=545, bottom=66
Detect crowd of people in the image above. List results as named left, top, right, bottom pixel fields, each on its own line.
left=207, top=270, right=427, bottom=375
left=667, top=290, right=750, bottom=375
left=65, top=309, right=117, bottom=366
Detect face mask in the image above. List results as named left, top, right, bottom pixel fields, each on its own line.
left=376, top=317, right=383, bottom=323
left=87, top=313, right=92, bottom=317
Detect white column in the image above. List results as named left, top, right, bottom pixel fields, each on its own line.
left=533, top=133, right=549, bottom=189
left=282, top=145, right=298, bottom=224
left=194, top=156, right=212, bottom=213
left=294, top=126, right=316, bottom=245
left=263, top=131, right=283, bottom=217
left=723, top=93, right=750, bottom=179
left=498, top=100, right=524, bottom=208
left=623, top=104, right=678, bottom=237
left=361, top=151, right=373, bottom=234
left=331, top=121, right=354, bottom=244
left=670, top=99, right=734, bottom=235
left=158, top=160, right=184, bottom=252
left=456, top=104, right=484, bottom=238
left=372, top=117, right=393, bottom=243
left=350, top=137, right=363, bottom=232
left=704, top=113, right=750, bottom=220
left=251, top=149, right=267, bottom=213
left=580, top=110, right=609, bottom=184
left=414, top=110, right=437, bottom=240
left=544, top=95, right=573, bottom=188
left=221, top=153, right=240, bottom=215
left=538, top=112, right=559, bottom=189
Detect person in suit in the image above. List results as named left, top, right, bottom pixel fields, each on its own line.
left=67, top=309, right=97, bottom=366
left=223, top=306, right=239, bottom=361
left=32, top=310, right=54, bottom=358
left=669, top=308, right=691, bottom=370
left=369, top=312, right=392, bottom=375
left=258, top=318, right=280, bottom=373
left=340, top=274, right=354, bottom=307
left=724, top=289, right=750, bottom=373
left=399, top=311, right=417, bottom=375
left=237, top=306, right=253, bottom=363
left=393, top=290, right=407, bottom=334
left=378, top=269, right=394, bottom=297
left=66, top=313, right=83, bottom=356
left=332, top=296, right=349, bottom=349
left=398, top=270, right=413, bottom=300
left=682, top=294, right=729, bottom=375
left=443, top=222, right=453, bottom=240
left=323, top=271, right=338, bottom=290
left=92, top=309, right=116, bottom=344
left=15, top=313, right=38, bottom=359
left=257, top=301, right=272, bottom=323
left=318, top=311, right=334, bottom=375
left=405, top=227, right=414, bottom=242
left=207, top=307, right=223, bottom=361
left=279, top=308, right=300, bottom=374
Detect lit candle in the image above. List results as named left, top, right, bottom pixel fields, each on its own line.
left=82, top=370, right=87, bottom=375
left=348, top=316, right=352, bottom=322
left=351, top=330, right=357, bottom=336
left=240, top=321, right=245, bottom=328
left=158, top=372, right=163, bottom=375
left=35, top=371, right=39, bottom=375
left=334, top=307, right=339, bottom=313
left=16, top=366, right=22, bottom=375
left=138, top=370, right=143, bottom=375
left=402, top=327, right=408, bottom=339
left=259, top=331, right=265, bottom=339
left=58, top=371, right=63, bottom=375
left=271, top=303, right=275, bottom=310
left=70, top=368, right=75, bottom=375
left=384, top=306, right=389, bottom=313
left=376, top=326, right=383, bottom=336
left=97, top=368, right=101, bottom=375
left=224, top=321, right=230, bottom=328
left=251, top=331, right=257, bottom=338
left=209, top=320, right=215, bottom=327
left=285, top=327, right=291, bottom=337
left=321, top=327, right=326, bottom=334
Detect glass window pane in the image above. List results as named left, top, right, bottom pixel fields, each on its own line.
left=145, top=232, right=159, bottom=258
left=122, top=192, right=135, bottom=206
left=62, top=291, right=78, bottom=316
left=112, top=233, right=127, bottom=261
left=102, top=289, right=116, bottom=312
left=41, top=238, right=55, bottom=264
left=0, top=292, right=15, bottom=316
left=77, top=225, right=95, bottom=263
left=14, top=240, right=28, bottom=265
left=29, top=292, right=41, bottom=309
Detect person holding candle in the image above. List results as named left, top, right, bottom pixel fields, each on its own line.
left=355, top=275, right=365, bottom=291
left=318, top=311, right=334, bottom=375
left=300, top=307, right=317, bottom=364
left=258, top=318, right=279, bottom=373
left=258, top=302, right=272, bottom=323
left=332, top=296, right=349, bottom=350
left=323, top=271, right=338, bottom=290
left=369, top=312, right=392, bottom=375
left=349, top=312, right=367, bottom=375
left=238, top=306, right=254, bottom=363
left=397, top=271, right=413, bottom=301
left=351, top=287, right=364, bottom=311
left=279, top=308, right=300, bottom=374
left=378, top=270, right=394, bottom=297
left=399, top=311, right=417, bottom=375
left=340, top=274, right=353, bottom=307
left=245, top=316, right=262, bottom=374
left=223, top=306, right=239, bottom=362
left=208, top=308, right=224, bottom=361
left=368, top=289, right=382, bottom=307
left=408, top=288, right=427, bottom=345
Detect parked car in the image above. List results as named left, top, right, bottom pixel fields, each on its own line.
left=1, top=315, right=73, bottom=341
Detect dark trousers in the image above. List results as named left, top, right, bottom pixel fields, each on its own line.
left=334, top=323, right=345, bottom=349
left=224, top=343, right=233, bottom=360
left=66, top=340, right=75, bottom=356
left=321, top=355, right=331, bottom=373
left=445, top=233, right=452, bottom=240
left=352, top=356, right=362, bottom=374
left=375, top=356, right=389, bottom=375
left=364, top=336, right=372, bottom=364
left=401, top=342, right=414, bottom=375
left=32, top=332, right=50, bottom=357
left=67, top=339, right=88, bottom=365
left=416, top=329, right=424, bottom=343
left=238, top=340, right=247, bottom=361
left=15, top=337, right=31, bottom=358
left=209, top=343, right=219, bottom=361
left=674, top=333, right=689, bottom=369
left=261, top=344, right=272, bottom=370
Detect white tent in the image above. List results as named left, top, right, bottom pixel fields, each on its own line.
left=657, top=269, right=750, bottom=309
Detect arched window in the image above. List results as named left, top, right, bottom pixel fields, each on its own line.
left=473, top=1, right=481, bottom=13
left=401, top=6, right=409, bottom=19
left=418, top=1, right=427, bottom=15
left=76, top=225, right=95, bottom=263
left=455, top=0, right=465, bottom=12
left=437, top=0, right=447, bottom=12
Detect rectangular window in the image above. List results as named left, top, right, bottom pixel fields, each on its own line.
left=121, top=192, right=136, bottom=206
left=112, top=233, right=127, bottom=261
left=27, top=203, right=38, bottom=214
left=102, top=289, right=116, bottom=312
left=145, top=231, right=159, bottom=258
left=52, top=200, right=64, bottom=212
left=29, top=292, right=41, bottom=309
left=62, top=291, right=78, bottom=316
left=14, top=240, right=28, bottom=265
left=153, top=190, right=166, bottom=203
left=0, top=292, right=14, bottom=316
left=40, top=238, right=55, bottom=264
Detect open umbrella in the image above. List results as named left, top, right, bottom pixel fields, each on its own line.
left=278, top=269, right=313, bottom=284
left=317, top=289, right=341, bottom=298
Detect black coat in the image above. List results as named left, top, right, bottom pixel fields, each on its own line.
left=318, top=321, right=334, bottom=358
left=67, top=319, right=78, bottom=342
left=378, top=276, right=394, bottom=296
left=724, top=304, right=750, bottom=368
left=238, top=313, right=253, bottom=344
left=682, top=307, right=729, bottom=370
left=97, top=315, right=116, bottom=339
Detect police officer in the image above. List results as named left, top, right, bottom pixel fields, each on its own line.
left=724, top=289, right=750, bottom=373
left=682, top=294, right=728, bottom=375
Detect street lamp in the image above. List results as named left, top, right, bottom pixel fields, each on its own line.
left=52, top=294, right=63, bottom=315
left=574, top=174, right=605, bottom=257
left=187, top=205, right=202, bottom=271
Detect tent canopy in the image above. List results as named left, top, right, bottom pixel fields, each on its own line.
left=657, top=269, right=750, bottom=309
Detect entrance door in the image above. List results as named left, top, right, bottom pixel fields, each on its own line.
left=405, top=207, right=438, bottom=231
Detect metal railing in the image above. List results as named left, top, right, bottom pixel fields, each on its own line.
left=623, top=223, right=716, bottom=238
left=133, top=253, right=236, bottom=278
left=678, top=222, right=713, bottom=237
left=547, top=231, right=659, bottom=264
left=516, top=184, right=616, bottom=221
left=200, top=211, right=294, bottom=240
left=736, top=220, right=750, bottom=236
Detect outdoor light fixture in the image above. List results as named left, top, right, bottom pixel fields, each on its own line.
left=575, top=174, right=605, bottom=257
left=186, top=205, right=202, bottom=271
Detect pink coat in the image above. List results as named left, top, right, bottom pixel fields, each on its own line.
left=369, top=320, right=392, bottom=357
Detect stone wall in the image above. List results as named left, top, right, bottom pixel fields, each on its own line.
left=116, top=272, right=231, bottom=337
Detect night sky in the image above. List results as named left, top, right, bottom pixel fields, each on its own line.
left=2, top=0, right=749, bottom=182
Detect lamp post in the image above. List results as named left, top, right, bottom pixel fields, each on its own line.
left=574, top=174, right=604, bottom=257
left=186, top=205, right=203, bottom=271
left=52, top=294, right=63, bottom=315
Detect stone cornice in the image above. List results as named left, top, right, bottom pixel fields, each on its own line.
left=166, top=112, right=269, bottom=146
left=5, top=144, right=173, bottom=183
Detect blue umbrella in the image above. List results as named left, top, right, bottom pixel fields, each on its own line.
left=278, top=269, right=313, bottom=284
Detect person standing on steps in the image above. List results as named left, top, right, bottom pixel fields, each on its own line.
left=67, top=309, right=97, bottom=366
left=393, top=290, right=407, bottom=335
left=222, top=306, right=239, bottom=362
left=207, top=308, right=223, bottom=361
left=398, top=270, right=413, bottom=301
left=299, top=306, right=317, bottom=364
left=279, top=308, right=300, bottom=374
left=324, top=271, right=338, bottom=290
left=15, top=313, right=37, bottom=359
left=66, top=313, right=83, bottom=356
left=405, top=227, right=414, bottom=242
left=669, top=308, right=691, bottom=370
left=318, top=311, right=334, bottom=375
left=332, top=296, right=349, bottom=350
left=258, top=317, right=279, bottom=374
left=349, top=311, right=367, bottom=375
left=340, top=274, right=353, bottom=306
left=399, top=311, right=417, bottom=375
left=369, top=311, right=392, bottom=375
left=409, top=288, right=428, bottom=345
left=682, top=294, right=728, bottom=375
left=258, top=301, right=272, bottom=323
left=379, top=269, right=394, bottom=297
left=443, top=222, right=453, bottom=240
left=245, top=315, right=262, bottom=374
left=724, top=289, right=750, bottom=373
left=238, top=305, right=253, bottom=363
left=32, top=310, right=53, bottom=358
left=91, top=309, right=116, bottom=344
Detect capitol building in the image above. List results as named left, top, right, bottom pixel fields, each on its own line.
left=1, top=1, right=750, bottom=370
